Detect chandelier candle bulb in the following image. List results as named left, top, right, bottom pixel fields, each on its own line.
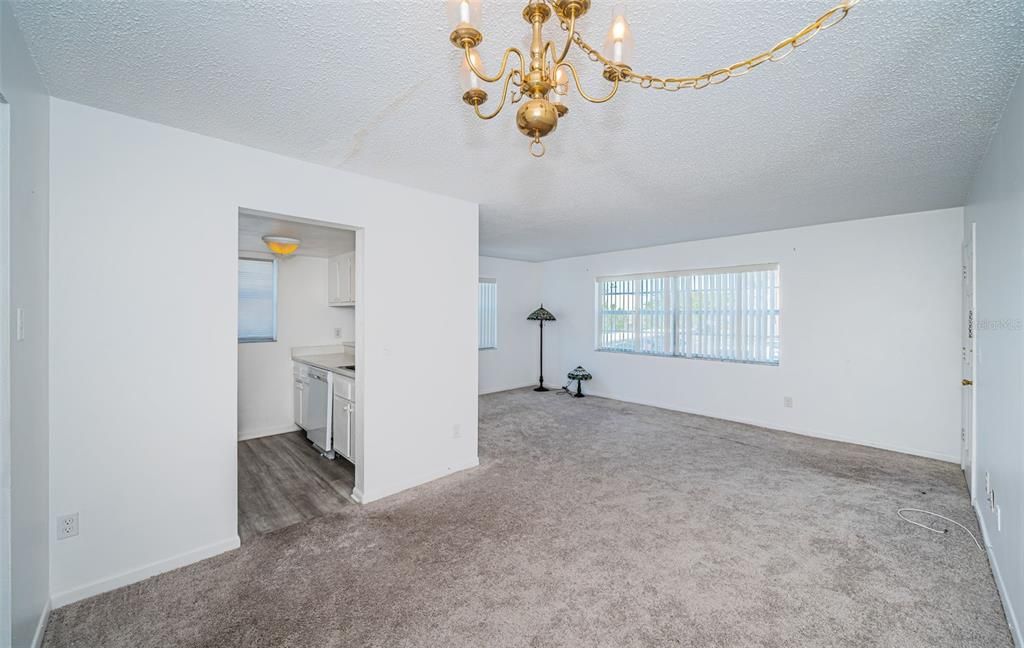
left=603, top=4, right=633, bottom=66
left=551, top=66, right=570, bottom=105
left=460, top=49, right=485, bottom=91
left=447, top=0, right=481, bottom=30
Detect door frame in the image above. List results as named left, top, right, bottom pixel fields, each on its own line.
left=961, top=221, right=977, bottom=498
left=0, top=97, right=12, bottom=648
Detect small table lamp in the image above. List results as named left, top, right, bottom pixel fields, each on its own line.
left=567, top=366, right=592, bottom=398
left=527, top=304, right=556, bottom=392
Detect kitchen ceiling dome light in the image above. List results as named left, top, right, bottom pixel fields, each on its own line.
left=262, top=236, right=301, bottom=256
left=449, top=0, right=859, bottom=157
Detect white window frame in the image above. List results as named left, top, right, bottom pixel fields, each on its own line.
left=595, top=263, right=780, bottom=365
left=479, top=278, right=498, bottom=350
left=238, top=256, right=278, bottom=343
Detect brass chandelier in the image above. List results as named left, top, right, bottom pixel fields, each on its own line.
left=449, top=0, right=859, bottom=157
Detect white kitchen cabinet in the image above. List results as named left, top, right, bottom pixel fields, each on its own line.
left=332, top=392, right=354, bottom=460
left=328, top=251, right=355, bottom=306
left=293, top=376, right=306, bottom=428
left=332, top=374, right=354, bottom=460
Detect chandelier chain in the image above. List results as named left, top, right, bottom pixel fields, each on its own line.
left=546, top=0, right=859, bottom=92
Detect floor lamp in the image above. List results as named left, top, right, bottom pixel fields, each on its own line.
left=527, top=305, right=556, bottom=392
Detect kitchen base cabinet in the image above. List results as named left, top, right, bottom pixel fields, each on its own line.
left=332, top=374, right=355, bottom=460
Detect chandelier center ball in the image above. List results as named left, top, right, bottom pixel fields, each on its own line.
left=516, top=99, right=559, bottom=139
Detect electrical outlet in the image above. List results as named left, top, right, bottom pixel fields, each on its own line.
left=985, top=472, right=991, bottom=495
left=334, top=328, right=343, bottom=338
left=783, top=396, right=793, bottom=408
left=452, top=424, right=461, bottom=439
left=988, top=489, right=997, bottom=513
left=57, top=513, right=79, bottom=540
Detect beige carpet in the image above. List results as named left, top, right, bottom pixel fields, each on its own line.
left=43, top=389, right=1011, bottom=647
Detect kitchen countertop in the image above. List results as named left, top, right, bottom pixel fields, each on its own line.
left=293, top=353, right=356, bottom=378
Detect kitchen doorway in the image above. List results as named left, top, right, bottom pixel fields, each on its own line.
left=235, top=208, right=362, bottom=543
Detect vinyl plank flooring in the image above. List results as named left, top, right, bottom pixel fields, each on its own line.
left=237, top=431, right=354, bottom=543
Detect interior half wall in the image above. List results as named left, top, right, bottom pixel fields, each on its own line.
left=48, top=99, right=479, bottom=607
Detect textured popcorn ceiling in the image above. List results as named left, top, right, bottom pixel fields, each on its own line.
left=13, top=0, right=1024, bottom=261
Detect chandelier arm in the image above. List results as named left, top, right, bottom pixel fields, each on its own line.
left=551, top=10, right=576, bottom=67
left=553, top=0, right=859, bottom=92
left=557, top=61, right=619, bottom=104
left=473, top=71, right=517, bottom=120
left=464, top=45, right=527, bottom=85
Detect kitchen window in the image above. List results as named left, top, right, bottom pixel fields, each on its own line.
left=596, top=264, right=780, bottom=365
left=479, top=278, right=497, bottom=349
left=238, top=257, right=277, bottom=343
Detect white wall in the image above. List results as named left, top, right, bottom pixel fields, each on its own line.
left=1, top=4, right=51, bottom=646
left=540, top=208, right=964, bottom=462
left=965, top=68, right=1023, bottom=645
left=238, top=254, right=354, bottom=440
left=478, top=256, right=543, bottom=395
left=48, top=99, right=479, bottom=606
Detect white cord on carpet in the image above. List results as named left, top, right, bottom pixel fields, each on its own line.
left=897, top=508, right=984, bottom=551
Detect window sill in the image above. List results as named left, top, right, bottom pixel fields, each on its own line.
left=479, top=346, right=498, bottom=351
left=594, top=348, right=778, bottom=367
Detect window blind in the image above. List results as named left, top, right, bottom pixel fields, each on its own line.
left=238, top=258, right=277, bottom=342
left=597, top=264, right=779, bottom=364
left=479, top=279, right=497, bottom=349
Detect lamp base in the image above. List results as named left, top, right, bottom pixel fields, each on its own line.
left=534, top=386, right=550, bottom=392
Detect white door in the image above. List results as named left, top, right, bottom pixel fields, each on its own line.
left=961, top=223, right=977, bottom=496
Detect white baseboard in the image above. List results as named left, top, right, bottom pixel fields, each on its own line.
left=50, top=535, right=240, bottom=609
left=237, top=423, right=298, bottom=442
left=30, top=599, right=50, bottom=648
left=583, top=390, right=960, bottom=464
left=350, top=486, right=366, bottom=504
left=357, top=456, right=480, bottom=504
left=479, top=383, right=536, bottom=396
left=975, top=504, right=1022, bottom=647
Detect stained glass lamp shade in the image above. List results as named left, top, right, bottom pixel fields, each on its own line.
left=526, top=306, right=556, bottom=321
left=567, top=366, right=592, bottom=398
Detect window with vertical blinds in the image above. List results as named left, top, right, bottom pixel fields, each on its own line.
left=239, top=258, right=277, bottom=342
left=479, top=279, right=497, bottom=349
left=596, top=264, right=780, bottom=365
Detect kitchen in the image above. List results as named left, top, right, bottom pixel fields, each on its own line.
left=237, top=210, right=361, bottom=542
